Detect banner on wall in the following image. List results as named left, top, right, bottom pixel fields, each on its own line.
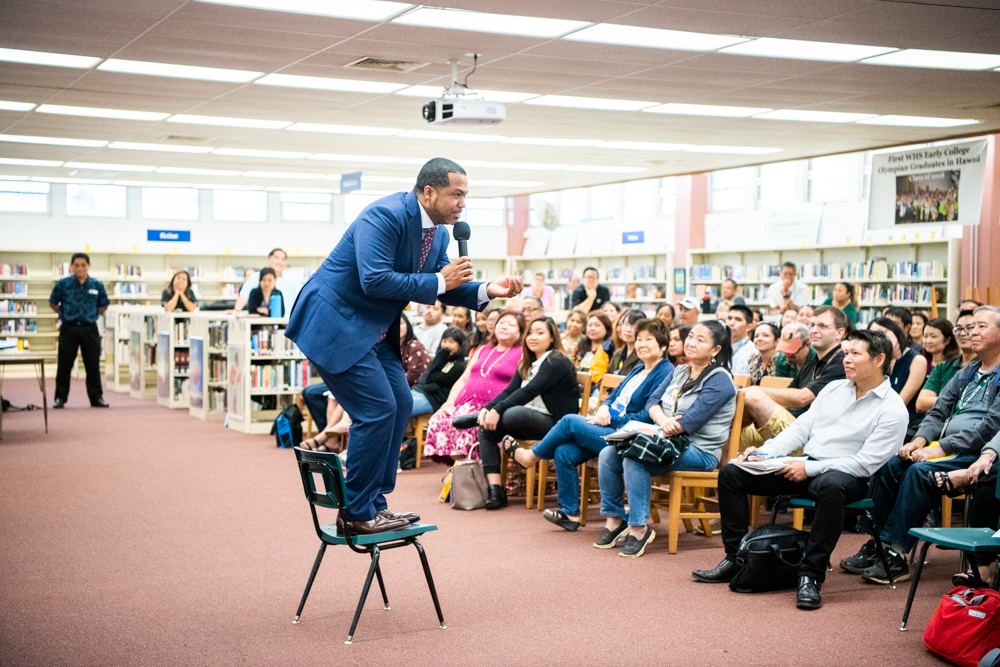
left=868, top=139, right=987, bottom=230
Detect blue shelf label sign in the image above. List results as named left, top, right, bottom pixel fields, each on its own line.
left=622, top=231, right=644, bottom=244
left=147, top=230, right=191, bottom=242
left=341, top=171, right=362, bottom=193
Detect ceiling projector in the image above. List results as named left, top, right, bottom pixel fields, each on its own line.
left=422, top=98, right=506, bottom=126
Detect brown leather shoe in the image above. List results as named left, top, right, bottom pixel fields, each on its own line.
left=337, top=512, right=409, bottom=535
left=378, top=509, right=420, bottom=524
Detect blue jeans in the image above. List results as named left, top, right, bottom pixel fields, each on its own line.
left=301, top=382, right=330, bottom=432
left=410, top=389, right=434, bottom=417
left=531, top=414, right=615, bottom=516
left=599, top=444, right=718, bottom=527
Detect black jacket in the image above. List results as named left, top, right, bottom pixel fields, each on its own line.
left=486, top=352, right=580, bottom=421
left=413, top=348, right=467, bottom=412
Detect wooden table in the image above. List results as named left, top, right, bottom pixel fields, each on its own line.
left=0, top=353, right=48, bottom=440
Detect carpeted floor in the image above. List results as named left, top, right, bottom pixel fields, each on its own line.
left=0, top=379, right=956, bottom=666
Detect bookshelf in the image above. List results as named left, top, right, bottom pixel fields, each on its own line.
left=128, top=309, right=161, bottom=399
left=156, top=312, right=193, bottom=410
left=226, top=316, right=312, bottom=435
left=102, top=305, right=136, bottom=393
left=188, top=313, right=233, bottom=421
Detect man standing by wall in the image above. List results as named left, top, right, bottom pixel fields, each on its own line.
left=49, top=252, right=109, bottom=408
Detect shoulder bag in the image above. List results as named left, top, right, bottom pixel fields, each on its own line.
left=615, top=432, right=691, bottom=466
left=728, top=523, right=809, bottom=593
left=444, top=444, right=489, bottom=511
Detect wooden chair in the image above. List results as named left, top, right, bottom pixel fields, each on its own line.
left=577, top=373, right=626, bottom=526
left=747, top=375, right=793, bottom=526
left=296, top=391, right=314, bottom=439
left=732, top=374, right=751, bottom=388
left=759, top=376, right=793, bottom=389
left=411, top=414, right=431, bottom=469
left=648, top=390, right=746, bottom=554
left=534, top=372, right=594, bottom=510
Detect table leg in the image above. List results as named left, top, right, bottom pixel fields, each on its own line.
left=40, top=361, right=48, bottom=434
left=0, top=365, right=4, bottom=441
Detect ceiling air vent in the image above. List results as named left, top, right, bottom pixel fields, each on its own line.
left=159, top=135, right=213, bottom=143
left=345, top=57, right=428, bottom=72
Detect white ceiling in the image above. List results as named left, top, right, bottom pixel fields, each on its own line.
left=2, top=0, right=1000, bottom=198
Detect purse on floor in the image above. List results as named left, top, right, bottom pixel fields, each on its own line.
left=445, top=444, right=489, bottom=511
left=614, top=432, right=691, bottom=466
left=728, top=523, right=809, bottom=593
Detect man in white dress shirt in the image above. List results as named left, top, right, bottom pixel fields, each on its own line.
left=233, top=248, right=303, bottom=311
left=692, top=329, right=908, bottom=611
left=727, top=304, right=755, bottom=376
left=767, top=262, right=811, bottom=311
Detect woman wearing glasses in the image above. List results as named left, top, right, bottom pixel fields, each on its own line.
left=916, top=310, right=979, bottom=414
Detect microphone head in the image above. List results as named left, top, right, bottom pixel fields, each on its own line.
left=453, top=221, right=471, bottom=241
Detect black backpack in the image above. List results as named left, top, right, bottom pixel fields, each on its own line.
left=728, top=523, right=809, bottom=594
left=271, top=403, right=303, bottom=449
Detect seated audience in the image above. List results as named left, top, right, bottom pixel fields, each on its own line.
left=234, top=248, right=301, bottom=311
left=597, top=320, right=737, bottom=557
left=602, top=301, right=621, bottom=321
left=608, top=309, right=647, bottom=376
left=245, top=267, right=284, bottom=316
left=480, top=317, right=580, bottom=509
left=694, top=329, right=907, bottom=610
left=745, top=322, right=781, bottom=385
left=520, top=296, right=545, bottom=324
left=917, top=311, right=977, bottom=414
left=529, top=272, right=556, bottom=312
left=571, top=267, right=611, bottom=313
left=728, top=304, right=755, bottom=376
left=563, top=275, right=581, bottom=310
left=561, top=310, right=586, bottom=355
left=869, top=317, right=926, bottom=437
left=161, top=270, right=197, bottom=312
left=422, top=311, right=525, bottom=462
left=573, top=312, right=615, bottom=386
left=920, top=317, right=958, bottom=372
left=910, top=310, right=928, bottom=348
left=716, top=278, right=746, bottom=312
left=656, top=304, right=675, bottom=329
left=508, top=319, right=673, bottom=530
left=796, top=305, right=815, bottom=326
left=676, top=297, right=700, bottom=326
left=846, top=305, right=1000, bottom=585
left=741, top=306, right=848, bottom=450
left=468, top=307, right=500, bottom=357
left=748, top=309, right=762, bottom=338
left=957, top=299, right=983, bottom=322
left=884, top=306, right=921, bottom=354
left=822, top=281, right=858, bottom=325
left=414, top=300, right=447, bottom=354
left=410, top=327, right=468, bottom=418
left=768, top=262, right=811, bottom=311
left=399, top=313, right=430, bottom=387
left=668, top=324, right=692, bottom=366
left=450, top=306, right=473, bottom=334
left=780, top=307, right=799, bottom=328
left=715, top=300, right=732, bottom=322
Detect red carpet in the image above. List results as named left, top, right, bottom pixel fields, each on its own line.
left=1, top=379, right=954, bottom=666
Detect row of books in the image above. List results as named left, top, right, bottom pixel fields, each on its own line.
left=142, top=316, right=157, bottom=338
left=0, top=264, right=28, bottom=277
left=173, top=378, right=188, bottom=400
left=0, top=281, right=28, bottom=295
left=220, top=266, right=251, bottom=281
left=606, top=285, right=666, bottom=299
left=690, top=264, right=783, bottom=282
left=221, top=284, right=239, bottom=297
left=170, top=266, right=202, bottom=278
left=173, top=320, right=189, bottom=342
left=208, top=358, right=227, bottom=383
left=115, top=340, right=129, bottom=364
left=113, top=283, right=150, bottom=296
left=207, top=387, right=227, bottom=412
left=691, top=260, right=945, bottom=283
left=208, top=321, right=228, bottom=349
left=249, top=326, right=300, bottom=356
left=857, top=284, right=936, bottom=305
left=0, top=300, right=37, bottom=314
left=113, top=264, right=142, bottom=277
left=1, top=319, right=36, bottom=333
left=143, top=344, right=157, bottom=367
left=249, top=360, right=311, bottom=390
left=519, top=266, right=664, bottom=283
left=173, top=350, right=190, bottom=375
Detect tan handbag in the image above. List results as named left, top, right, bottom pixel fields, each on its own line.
left=446, top=444, right=488, bottom=511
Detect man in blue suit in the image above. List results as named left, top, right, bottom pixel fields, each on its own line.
left=286, top=158, right=523, bottom=534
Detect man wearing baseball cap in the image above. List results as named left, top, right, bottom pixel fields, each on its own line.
left=676, top=296, right=700, bottom=326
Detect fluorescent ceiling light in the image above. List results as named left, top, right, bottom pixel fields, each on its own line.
left=857, top=115, right=979, bottom=128
left=596, top=140, right=693, bottom=151
left=0, top=100, right=37, bottom=112
left=0, top=133, right=108, bottom=147
left=524, top=95, right=658, bottom=112
left=36, top=104, right=169, bottom=121
left=351, top=189, right=396, bottom=196
left=564, top=165, right=647, bottom=173
left=195, top=0, right=412, bottom=21
left=98, top=59, right=262, bottom=82
left=564, top=24, right=747, bottom=51
left=687, top=145, right=782, bottom=154
left=265, top=186, right=336, bottom=193
left=169, top=114, right=291, bottom=129
left=212, top=148, right=311, bottom=159
left=395, top=86, right=539, bottom=103
left=643, top=103, right=771, bottom=117
left=114, top=180, right=192, bottom=188
left=0, top=158, right=65, bottom=167
left=243, top=171, right=326, bottom=179
left=108, top=141, right=215, bottom=153
left=287, top=122, right=401, bottom=136
left=753, top=109, right=876, bottom=123
left=191, top=183, right=262, bottom=190
left=487, top=162, right=568, bottom=171
left=862, top=49, right=1000, bottom=70
left=501, top=137, right=598, bottom=147
left=35, top=177, right=112, bottom=184
left=309, top=154, right=402, bottom=163
left=471, top=179, right=545, bottom=187
left=397, top=130, right=503, bottom=143
left=0, top=175, right=31, bottom=180
left=392, top=7, right=589, bottom=38
left=720, top=38, right=896, bottom=62
left=65, top=162, right=157, bottom=172
left=157, top=166, right=242, bottom=176
left=255, top=73, right=406, bottom=94
left=0, top=47, right=101, bottom=69
left=354, top=176, right=407, bottom=183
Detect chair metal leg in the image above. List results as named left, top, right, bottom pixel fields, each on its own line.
left=413, top=538, right=446, bottom=629
left=293, top=543, right=327, bottom=624
left=900, top=541, right=932, bottom=631
left=865, top=509, right=895, bottom=589
left=346, top=546, right=380, bottom=644
left=373, top=555, right=390, bottom=610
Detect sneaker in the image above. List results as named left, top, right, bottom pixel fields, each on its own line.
left=593, top=521, right=629, bottom=549
left=840, top=539, right=878, bottom=574
left=861, top=548, right=910, bottom=585
left=619, top=528, right=656, bottom=558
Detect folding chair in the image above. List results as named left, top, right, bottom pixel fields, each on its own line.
left=292, top=447, right=445, bottom=644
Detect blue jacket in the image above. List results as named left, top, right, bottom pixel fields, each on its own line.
left=286, top=190, right=484, bottom=374
left=602, top=358, right=674, bottom=429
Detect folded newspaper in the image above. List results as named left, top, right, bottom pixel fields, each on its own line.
left=733, top=456, right=808, bottom=475
left=602, top=420, right=661, bottom=441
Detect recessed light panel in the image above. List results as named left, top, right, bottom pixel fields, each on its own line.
left=398, top=130, right=503, bottom=142
left=0, top=158, right=65, bottom=167
left=720, top=38, right=896, bottom=62
left=288, top=123, right=402, bottom=136
left=37, top=104, right=169, bottom=121
left=857, top=115, right=979, bottom=128
left=564, top=165, right=647, bottom=173
left=644, top=103, right=771, bottom=117
left=392, top=7, right=589, bottom=38
left=0, top=47, right=101, bottom=69
left=98, top=59, right=262, bottom=82
left=157, top=167, right=243, bottom=176
left=0, top=134, right=108, bottom=147
left=501, top=137, right=599, bottom=147
left=753, top=109, right=876, bottom=123
left=195, top=0, right=412, bottom=20
left=564, top=24, right=747, bottom=51
left=65, top=162, right=158, bottom=172
left=596, top=141, right=693, bottom=151
left=243, top=171, right=326, bottom=179
left=255, top=73, right=406, bottom=93
left=0, top=100, right=37, bottom=112
left=395, top=86, right=539, bottom=103
left=212, top=148, right=311, bottom=159
left=168, top=114, right=291, bottom=129
left=524, top=95, right=658, bottom=111
left=108, top=142, right=215, bottom=153
left=862, top=49, right=1000, bottom=70
left=687, top=145, right=782, bottom=154
left=309, top=154, right=402, bottom=163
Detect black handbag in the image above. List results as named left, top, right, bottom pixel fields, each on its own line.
left=728, top=523, right=809, bottom=594
left=615, top=432, right=691, bottom=466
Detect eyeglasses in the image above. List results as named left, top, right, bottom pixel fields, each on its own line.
left=953, top=325, right=976, bottom=334
left=810, top=322, right=835, bottom=330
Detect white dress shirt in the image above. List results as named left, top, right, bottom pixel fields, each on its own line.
left=418, top=203, right=490, bottom=307
left=414, top=320, right=447, bottom=356
left=238, top=272, right=302, bottom=310
left=757, top=378, right=909, bottom=478
left=767, top=278, right=812, bottom=309
left=523, top=350, right=551, bottom=414
left=730, top=336, right=754, bottom=376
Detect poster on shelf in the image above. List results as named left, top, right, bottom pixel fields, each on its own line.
left=869, top=139, right=987, bottom=230
left=157, top=332, right=169, bottom=399
left=129, top=331, right=141, bottom=391
left=227, top=343, right=244, bottom=421
left=189, top=336, right=203, bottom=409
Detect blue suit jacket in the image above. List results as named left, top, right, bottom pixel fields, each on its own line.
left=286, top=190, right=484, bottom=375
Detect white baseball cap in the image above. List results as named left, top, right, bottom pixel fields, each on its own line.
left=677, top=297, right=698, bottom=310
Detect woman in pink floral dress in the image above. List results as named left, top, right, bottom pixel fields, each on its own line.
left=423, top=311, right=525, bottom=462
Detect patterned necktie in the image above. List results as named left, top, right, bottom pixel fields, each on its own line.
left=419, top=227, right=435, bottom=271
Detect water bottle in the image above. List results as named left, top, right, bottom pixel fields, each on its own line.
left=269, top=294, right=281, bottom=318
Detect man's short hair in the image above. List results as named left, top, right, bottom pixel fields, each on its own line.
left=781, top=261, right=797, bottom=273
left=957, top=309, right=976, bottom=321
left=847, top=329, right=893, bottom=376
left=522, top=296, right=543, bottom=309
left=723, top=278, right=738, bottom=288
left=884, top=306, right=913, bottom=328
left=414, top=158, right=466, bottom=192
left=974, top=305, right=1000, bottom=328
left=812, top=304, right=851, bottom=333
left=268, top=248, right=286, bottom=258
left=582, top=267, right=599, bottom=278
left=70, top=252, right=90, bottom=265
left=787, top=322, right=810, bottom=344
left=729, top=304, right=753, bottom=325
left=961, top=299, right=983, bottom=309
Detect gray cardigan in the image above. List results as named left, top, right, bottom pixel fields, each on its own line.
left=648, top=365, right=737, bottom=462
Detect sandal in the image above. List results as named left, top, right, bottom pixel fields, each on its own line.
left=951, top=571, right=982, bottom=587
left=301, top=432, right=331, bottom=453
left=543, top=509, right=580, bottom=532
left=501, top=435, right=527, bottom=468
left=929, top=469, right=974, bottom=498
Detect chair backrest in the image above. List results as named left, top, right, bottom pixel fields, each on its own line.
left=597, top=373, right=625, bottom=404
left=294, top=447, right=348, bottom=513
left=576, top=371, right=593, bottom=415
left=717, top=390, right=746, bottom=468
left=732, top=374, right=751, bottom=388
left=760, top=376, right=793, bottom=389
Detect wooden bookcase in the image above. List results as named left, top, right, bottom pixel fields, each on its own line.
left=156, top=312, right=193, bottom=410
left=188, top=313, right=233, bottom=421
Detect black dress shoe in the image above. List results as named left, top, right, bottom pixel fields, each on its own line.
left=53, top=398, right=65, bottom=409
left=90, top=398, right=110, bottom=408
left=485, top=484, right=507, bottom=510
left=336, top=512, right=409, bottom=535
left=796, top=576, right=822, bottom=610
left=692, top=558, right=740, bottom=583
left=378, top=509, right=420, bottom=524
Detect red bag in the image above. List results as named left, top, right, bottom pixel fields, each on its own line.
left=923, top=586, right=1000, bottom=667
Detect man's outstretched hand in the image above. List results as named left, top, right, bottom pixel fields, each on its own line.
left=486, top=275, right=524, bottom=299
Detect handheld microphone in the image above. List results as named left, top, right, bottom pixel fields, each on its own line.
left=453, top=220, right=471, bottom=258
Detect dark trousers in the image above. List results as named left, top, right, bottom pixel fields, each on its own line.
left=311, top=340, right=411, bottom=522
left=300, top=382, right=329, bottom=432
left=718, top=464, right=868, bottom=582
left=969, top=472, right=1000, bottom=567
left=478, top=406, right=556, bottom=475
left=55, top=322, right=103, bottom=403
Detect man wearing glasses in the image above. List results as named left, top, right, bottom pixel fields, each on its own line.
left=519, top=296, right=545, bottom=324
left=916, top=310, right=979, bottom=414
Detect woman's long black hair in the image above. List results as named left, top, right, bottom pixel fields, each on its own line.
left=400, top=312, right=418, bottom=347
